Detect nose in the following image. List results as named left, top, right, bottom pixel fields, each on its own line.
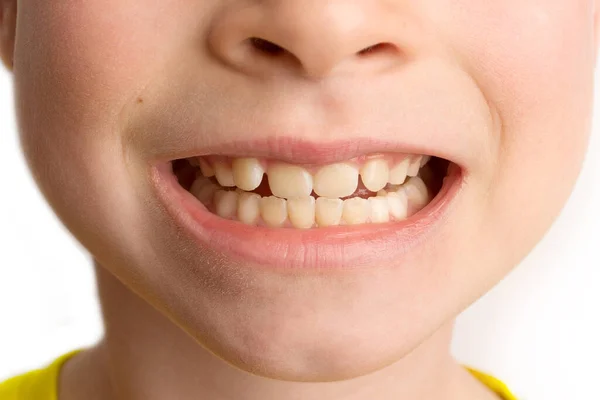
left=207, top=1, right=408, bottom=79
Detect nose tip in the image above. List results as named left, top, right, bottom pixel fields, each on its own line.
left=208, top=2, right=405, bottom=79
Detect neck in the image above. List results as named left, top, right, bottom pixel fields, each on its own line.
left=61, top=263, right=496, bottom=400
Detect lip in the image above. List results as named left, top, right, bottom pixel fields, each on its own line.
left=148, top=137, right=467, bottom=170
left=150, top=142, right=465, bottom=270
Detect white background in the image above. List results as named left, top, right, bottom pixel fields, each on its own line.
left=1, top=66, right=599, bottom=400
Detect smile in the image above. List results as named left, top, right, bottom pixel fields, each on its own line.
left=151, top=138, right=465, bottom=269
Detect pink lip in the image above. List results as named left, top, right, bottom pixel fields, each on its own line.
left=150, top=143, right=465, bottom=270
left=149, top=137, right=465, bottom=169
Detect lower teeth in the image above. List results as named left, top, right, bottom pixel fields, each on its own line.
left=174, top=158, right=446, bottom=229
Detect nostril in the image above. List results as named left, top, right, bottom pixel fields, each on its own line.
left=357, top=43, right=396, bottom=56
left=249, top=37, right=286, bottom=56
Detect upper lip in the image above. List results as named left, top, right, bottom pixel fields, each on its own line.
left=152, top=137, right=458, bottom=167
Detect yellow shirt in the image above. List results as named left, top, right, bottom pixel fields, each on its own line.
left=0, top=350, right=517, bottom=400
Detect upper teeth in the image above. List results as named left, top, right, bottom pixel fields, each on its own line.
left=267, top=163, right=313, bottom=198
left=205, top=154, right=429, bottom=199
left=313, top=163, right=359, bottom=198
left=389, top=158, right=410, bottom=184
left=214, top=161, right=236, bottom=187
left=360, top=159, right=390, bottom=192
left=231, top=158, right=264, bottom=191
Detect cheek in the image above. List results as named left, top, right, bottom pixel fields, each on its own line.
left=439, top=0, right=594, bottom=139
left=437, top=0, right=595, bottom=255
left=14, top=0, right=184, bottom=128
left=11, top=1, right=188, bottom=268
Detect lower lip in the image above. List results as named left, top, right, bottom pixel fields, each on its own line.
left=151, top=163, right=464, bottom=270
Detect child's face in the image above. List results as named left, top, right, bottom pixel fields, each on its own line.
left=3, top=0, right=598, bottom=380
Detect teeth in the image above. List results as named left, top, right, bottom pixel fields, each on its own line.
left=313, top=163, right=359, bottom=198
left=260, top=196, right=288, bottom=228
left=315, top=198, right=343, bottom=227
left=189, top=154, right=435, bottom=227
left=190, top=178, right=218, bottom=204
left=369, top=197, right=390, bottom=223
left=267, top=164, right=313, bottom=199
left=237, top=192, right=261, bottom=225
left=198, top=158, right=215, bottom=177
left=214, top=161, right=236, bottom=187
left=386, top=191, right=408, bottom=220
left=360, top=159, right=390, bottom=192
left=407, top=156, right=422, bottom=177
left=287, top=197, right=316, bottom=229
left=232, top=158, right=264, bottom=191
left=214, top=190, right=238, bottom=218
left=389, top=158, right=410, bottom=185
left=342, top=198, right=369, bottom=225
left=403, top=176, right=430, bottom=212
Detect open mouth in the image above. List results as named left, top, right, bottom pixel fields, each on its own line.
left=151, top=142, right=463, bottom=268
left=171, top=153, right=450, bottom=229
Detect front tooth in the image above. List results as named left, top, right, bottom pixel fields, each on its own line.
left=389, top=158, right=410, bottom=184
left=260, top=196, right=288, bottom=227
left=214, top=190, right=238, bottom=218
left=238, top=192, right=261, bottom=225
left=360, top=159, right=389, bottom=192
left=342, top=198, right=369, bottom=225
left=267, top=164, right=313, bottom=199
left=287, top=197, right=316, bottom=229
left=369, top=197, right=390, bottom=223
left=214, top=161, right=236, bottom=187
left=420, top=155, right=431, bottom=167
left=198, top=158, right=215, bottom=178
left=315, top=198, right=343, bottom=227
left=190, top=178, right=218, bottom=204
left=313, top=163, right=358, bottom=198
left=403, top=176, right=430, bottom=211
left=387, top=192, right=408, bottom=220
left=232, top=158, right=264, bottom=191
left=407, top=156, right=422, bottom=177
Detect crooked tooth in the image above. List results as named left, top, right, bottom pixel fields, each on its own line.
left=198, top=158, right=215, bottom=178
left=389, top=158, right=410, bottom=185
left=403, top=176, right=430, bottom=212
left=315, top=198, right=343, bottom=227
left=238, top=192, right=261, bottom=225
left=260, top=196, right=288, bottom=227
left=214, top=161, right=236, bottom=187
left=190, top=178, right=218, bottom=204
left=287, top=197, right=316, bottom=229
left=313, top=163, right=358, bottom=198
left=369, top=197, right=390, bottom=223
left=214, top=190, right=238, bottom=218
left=360, top=159, right=389, bottom=192
left=387, top=191, right=408, bottom=220
left=267, top=164, right=313, bottom=199
left=342, top=198, right=369, bottom=225
left=232, top=158, right=264, bottom=191
left=407, top=156, right=422, bottom=177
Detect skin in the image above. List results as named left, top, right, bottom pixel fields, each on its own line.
left=1, top=0, right=599, bottom=399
